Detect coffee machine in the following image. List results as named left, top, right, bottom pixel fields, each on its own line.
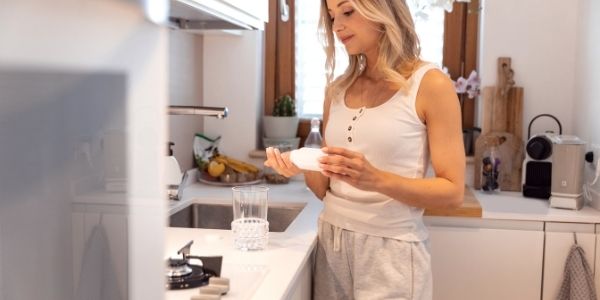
left=549, top=135, right=586, bottom=209
left=522, top=132, right=555, bottom=199
left=521, top=114, right=587, bottom=209
left=522, top=114, right=563, bottom=199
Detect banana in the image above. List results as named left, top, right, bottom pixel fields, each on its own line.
left=225, top=156, right=259, bottom=173
left=212, top=155, right=259, bottom=174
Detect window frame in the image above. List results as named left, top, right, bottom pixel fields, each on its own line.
left=264, top=0, right=480, bottom=144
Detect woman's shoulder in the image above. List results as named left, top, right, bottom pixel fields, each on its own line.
left=418, top=66, right=454, bottom=94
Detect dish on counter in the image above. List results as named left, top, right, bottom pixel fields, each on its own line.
left=262, top=137, right=300, bottom=149
left=197, top=170, right=263, bottom=186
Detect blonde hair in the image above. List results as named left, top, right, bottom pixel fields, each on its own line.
left=318, top=0, right=421, bottom=99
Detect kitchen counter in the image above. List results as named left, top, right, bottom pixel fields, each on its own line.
left=475, top=189, right=600, bottom=223
left=166, top=179, right=323, bottom=300
left=165, top=173, right=600, bottom=299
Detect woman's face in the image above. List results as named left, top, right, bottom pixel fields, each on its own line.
left=326, top=0, right=382, bottom=56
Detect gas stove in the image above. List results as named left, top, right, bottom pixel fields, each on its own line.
left=165, top=240, right=222, bottom=290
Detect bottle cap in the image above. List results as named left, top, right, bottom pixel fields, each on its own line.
left=310, top=117, right=320, bottom=128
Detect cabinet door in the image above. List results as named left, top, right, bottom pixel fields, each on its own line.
left=596, top=224, right=600, bottom=296
left=427, top=218, right=544, bottom=300
left=222, top=0, right=268, bottom=22
left=285, top=252, right=313, bottom=300
left=543, top=222, right=595, bottom=300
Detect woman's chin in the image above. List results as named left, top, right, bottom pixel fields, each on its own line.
left=344, top=47, right=361, bottom=56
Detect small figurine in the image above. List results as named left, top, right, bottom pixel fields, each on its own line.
left=481, top=156, right=500, bottom=191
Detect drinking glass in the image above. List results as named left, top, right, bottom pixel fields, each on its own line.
left=231, top=185, right=269, bottom=251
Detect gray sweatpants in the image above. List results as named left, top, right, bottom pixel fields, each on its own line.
left=313, top=220, right=433, bottom=300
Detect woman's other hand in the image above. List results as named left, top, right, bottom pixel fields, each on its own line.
left=319, top=146, right=383, bottom=191
left=264, top=147, right=302, bottom=177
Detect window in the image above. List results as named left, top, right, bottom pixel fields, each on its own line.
left=264, top=0, right=479, bottom=142
left=294, top=0, right=346, bottom=117
left=295, top=1, right=446, bottom=117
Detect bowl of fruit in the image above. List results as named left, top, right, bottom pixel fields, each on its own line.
left=197, top=153, right=262, bottom=186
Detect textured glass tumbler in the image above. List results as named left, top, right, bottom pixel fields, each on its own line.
left=231, top=186, right=269, bottom=251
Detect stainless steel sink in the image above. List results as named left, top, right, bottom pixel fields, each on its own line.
left=169, top=202, right=306, bottom=232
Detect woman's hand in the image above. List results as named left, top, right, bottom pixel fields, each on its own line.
left=319, top=147, right=384, bottom=191
left=264, top=147, right=302, bottom=177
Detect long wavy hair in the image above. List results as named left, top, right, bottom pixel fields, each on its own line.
left=318, top=0, right=421, bottom=99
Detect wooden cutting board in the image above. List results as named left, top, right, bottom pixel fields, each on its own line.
left=480, top=57, right=524, bottom=140
left=424, top=186, right=482, bottom=218
left=481, top=86, right=524, bottom=141
left=474, top=57, right=524, bottom=191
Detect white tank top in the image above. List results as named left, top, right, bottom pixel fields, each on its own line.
left=321, top=63, right=437, bottom=242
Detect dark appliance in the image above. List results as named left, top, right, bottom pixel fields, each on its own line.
left=522, top=114, right=562, bottom=199
left=165, top=240, right=222, bottom=290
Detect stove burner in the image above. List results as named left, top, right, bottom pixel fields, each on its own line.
left=165, top=240, right=221, bottom=290
left=165, top=262, right=215, bottom=290
left=166, top=258, right=194, bottom=277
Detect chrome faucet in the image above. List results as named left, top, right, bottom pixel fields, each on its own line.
left=167, top=105, right=227, bottom=201
left=168, top=105, right=228, bottom=119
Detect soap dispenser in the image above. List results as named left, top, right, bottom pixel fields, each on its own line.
left=165, top=142, right=183, bottom=199
left=304, top=117, right=323, bottom=148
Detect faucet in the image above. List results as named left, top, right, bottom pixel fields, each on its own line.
left=168, top=105, right=228, bottom=119
left=166, top=105, right=227, bottom=201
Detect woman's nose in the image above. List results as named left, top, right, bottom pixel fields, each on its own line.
left=332, top=18, right=344, bottom=32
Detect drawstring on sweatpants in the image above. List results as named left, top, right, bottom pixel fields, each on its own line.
left=333, top=226, right=343, bottom=252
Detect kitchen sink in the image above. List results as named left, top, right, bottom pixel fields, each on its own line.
left=169, top=202, right=306, bottom=232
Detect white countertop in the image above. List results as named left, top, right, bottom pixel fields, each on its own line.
left=165, top=178, right=323, bottom=300
left=474, top=190, right=600, bottom=223
left=164, top=174, right=600, bottom=300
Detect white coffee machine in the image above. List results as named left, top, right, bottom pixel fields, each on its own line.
left=549, top=135, right=586, bottom=210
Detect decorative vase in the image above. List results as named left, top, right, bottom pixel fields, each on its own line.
left=263, top=115, right=299, bottom=139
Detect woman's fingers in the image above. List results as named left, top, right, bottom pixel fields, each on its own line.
left=322, top=146, right=361, bottom=158
left=321, top=170, right=357, bottom=185
left=273, top=148, right=287, bottom=169
left=280, top=151, right=297, bottom=170
left=319, top=154, right=363, bottom=172
left=264, top=147, right=297, bottom=177
left=319, top=162, right=360, bottom=177
left=265, top=147, right=276, bottom=166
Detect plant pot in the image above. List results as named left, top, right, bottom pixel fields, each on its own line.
left=263, top=116, right=299, bottom=139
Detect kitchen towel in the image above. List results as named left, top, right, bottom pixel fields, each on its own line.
left=75, top=222, right=122, bottom=300
left=557, top=244, right=597, bottom=300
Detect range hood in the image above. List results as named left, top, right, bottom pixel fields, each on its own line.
left=169, top=0, right=265, bottom=31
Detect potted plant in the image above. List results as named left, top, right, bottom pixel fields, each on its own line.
left=263, top=94, right=299, bottom=139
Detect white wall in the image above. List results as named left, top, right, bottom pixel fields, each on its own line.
left=169, top=31, right=204, bottom=170
left=479, top=0, right=580, bottom=138
left=203, top=31, right=264, bottom=163
left=574, top=0, right=600, bottom=148
left=574, top=0, right=600, bottom=201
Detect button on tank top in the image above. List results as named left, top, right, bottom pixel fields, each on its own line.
left=321, top=63, right=438, bottom=242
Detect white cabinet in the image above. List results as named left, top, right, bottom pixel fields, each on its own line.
left=426, top=217, right=545, bottom=300
left=285, top=252, right=313, bottom=300
left=543, top=222, right=595, bottom=299
left=221, top=0, right=268, bottom=23
left=170, top=0, right=268, bottom=31
left=596, top=224, right=600, bottom=296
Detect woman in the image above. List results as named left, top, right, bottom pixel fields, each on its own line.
left=264, top=0, right=465, bottom=298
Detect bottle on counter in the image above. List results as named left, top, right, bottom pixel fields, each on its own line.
left=481, top=137, right=501, bottom=192
left=304, top=117, right=322, bottom=148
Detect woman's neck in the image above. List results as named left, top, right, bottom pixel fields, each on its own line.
left=362, top=51, right=380, bottom=79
